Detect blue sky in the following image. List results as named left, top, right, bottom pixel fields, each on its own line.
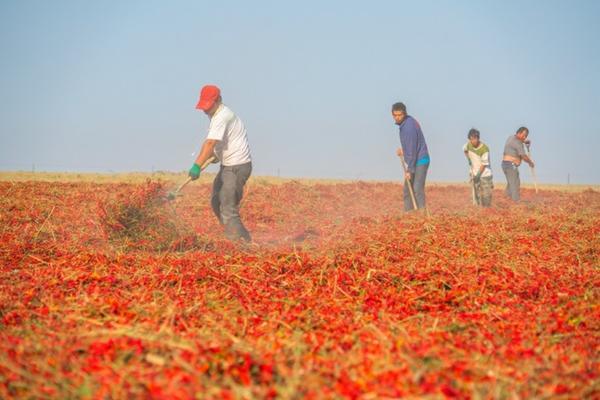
left=1, top=0, right=599, bottom=183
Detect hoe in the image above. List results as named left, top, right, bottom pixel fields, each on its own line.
left=166, top=156, right=216, bottom=201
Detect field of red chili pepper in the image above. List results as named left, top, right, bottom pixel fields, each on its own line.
left=1, top=176, right=598, bottom=399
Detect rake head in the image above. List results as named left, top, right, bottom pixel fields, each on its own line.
left=166, top=191, right=179, bottom=201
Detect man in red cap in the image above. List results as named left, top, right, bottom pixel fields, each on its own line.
left=189, top=85, right=253, bottom=242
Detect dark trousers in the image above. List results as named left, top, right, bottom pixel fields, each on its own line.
left=211, top=162, right=252, bottom=241
left=502, top=161, right=520, bottom=201
left=474, top=176, right=493, bottom=207
left=404, top=163, right=429, bottom=211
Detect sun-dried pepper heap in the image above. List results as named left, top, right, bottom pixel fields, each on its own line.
left=98, top=181, right=210, bottom=252
left=0, top=179, right=598, bottom=399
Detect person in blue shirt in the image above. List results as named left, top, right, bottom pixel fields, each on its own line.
left=392, top=102, right=431, bottom=211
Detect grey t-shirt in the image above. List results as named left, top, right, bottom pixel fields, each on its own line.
left=503, top=135, right=526, bottom=158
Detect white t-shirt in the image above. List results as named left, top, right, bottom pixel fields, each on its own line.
left=463, top=142, right=492, bottom=178
left=206, top=104, right=252, bottom=166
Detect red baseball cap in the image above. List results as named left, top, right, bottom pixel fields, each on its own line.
left=196, top=85, right=221, bottom=110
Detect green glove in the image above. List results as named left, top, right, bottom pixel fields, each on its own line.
left=188, top=163, right=201, bottom=180
left=473, top=171, right=482, bottom=183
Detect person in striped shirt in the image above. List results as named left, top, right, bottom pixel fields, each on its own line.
left=463, top=128, right=493, bottom=207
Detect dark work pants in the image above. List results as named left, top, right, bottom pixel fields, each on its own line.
left=404, top=163, right=429, bottom=211
left=475, top=176, right=494, bottom=207
left=502, top=161, right=520, bottom=201
left=211, top=162, right=252, bottom=241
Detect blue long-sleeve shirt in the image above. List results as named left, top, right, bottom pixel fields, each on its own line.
left=397, top=115, right=430, bottom=173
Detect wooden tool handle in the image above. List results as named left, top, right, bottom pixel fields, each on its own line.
left=176, top=177, right=193, bottom=193
left=399, top=155, right=418, bottom=210
left=175, top=156, right=217, bottom=194
left=201, top=156, right=216, bottom=169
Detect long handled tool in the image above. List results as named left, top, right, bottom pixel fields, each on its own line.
left=525, top=142, right=538, bottom=194
left=167, top=156, right=216, bottom=200
left=469, top=169, right=479, bottom=206
left=399, top=155, right=418, bottom=210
